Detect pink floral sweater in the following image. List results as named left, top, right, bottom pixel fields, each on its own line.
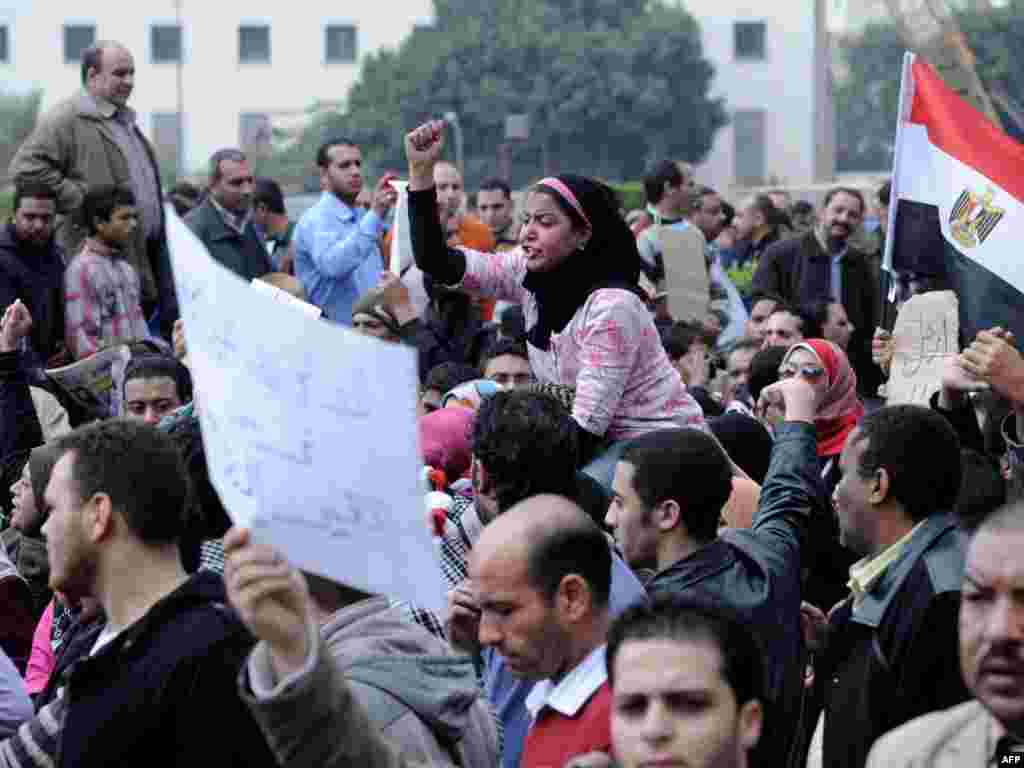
left=460, top=247, right=705, bottom=440
left=64, top=237, right=150, bottom=360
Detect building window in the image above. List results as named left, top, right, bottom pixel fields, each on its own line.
left=152, top=112, right=183, bottom=172
left=151, top=24, right=182, bottom=64
left=734, top=21, right=766, bottom=60
left=325, top=24, right=357, bottom=63
left=239, top=112, right=272, bottom=153
left=64, top=24, right=95, bottom=64
left=239, top=25, right=270, bottom=64
left=0, top=26, right=9, bottom=63
left=733, top=109, right=766, bottom=186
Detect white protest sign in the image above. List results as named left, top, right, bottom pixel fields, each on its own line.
left=887, top=290, right=959, bottom=406
left=166, top=206, right=444, bottom=610
left=250, top=278, right=323, bottom=319
left=388, top=180, right=410, bottom=276
left=389, top=180, right=430, bottom=316
left=661, top=227, right=709, bottom=323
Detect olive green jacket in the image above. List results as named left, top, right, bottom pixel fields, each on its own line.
left=9, top=90, right=164, bottom=303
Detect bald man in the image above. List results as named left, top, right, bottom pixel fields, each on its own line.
left=11, top=40, right=168, bottom=321
left=471, top=496, right=613, bottom=768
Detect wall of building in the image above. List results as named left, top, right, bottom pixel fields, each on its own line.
left=683, top=0, right=834, bottom=193
left=0, top=0, right=432, bottom=172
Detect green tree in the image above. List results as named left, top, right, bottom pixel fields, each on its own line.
left=282, top=0, right=725, bottom=189
left=835, top=1, right=1024, bottom=171
left=0, top=88, right=42, bottom=184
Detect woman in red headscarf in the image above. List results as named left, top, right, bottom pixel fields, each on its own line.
left=778, top=338, right=864, bottom=476
left=777, top=338, right=864, bottom=610
left=403, top=120, right=705, bottom=488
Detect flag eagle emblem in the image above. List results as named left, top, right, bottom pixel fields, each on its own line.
left=950, top=187, right=1005, bottom=248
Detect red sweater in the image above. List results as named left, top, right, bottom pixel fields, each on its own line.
left=520, top=682, right=613, bottom=768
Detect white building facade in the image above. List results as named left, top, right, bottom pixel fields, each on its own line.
left=684, top=0, right=835, bottom=193
left=0, top=0, right=433, bottom=174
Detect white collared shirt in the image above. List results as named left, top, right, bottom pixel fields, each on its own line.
left=525, top=645, right=608, bottom=722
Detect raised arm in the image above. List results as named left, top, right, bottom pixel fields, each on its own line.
left=405, top=122, right=466, bottom=286
left=307, top=174, right=396, bottom=280
left=225, top=528, right=417, bottom=768
left=752, top=376, right=829, bottom=558
left=0, top=302, right=45, bottom=510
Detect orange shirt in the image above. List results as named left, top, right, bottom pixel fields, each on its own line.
left=385, top=213, right=498, bottom=320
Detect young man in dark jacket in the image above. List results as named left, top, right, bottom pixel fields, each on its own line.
left=806, top=405, right=970, bottom=768
left=606, top=375, right=828, bottom=767
left=0, top=184, right=66, bottom=368
left=8, top=418, right=277, bottom=768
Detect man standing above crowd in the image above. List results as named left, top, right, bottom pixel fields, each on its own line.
left=185, top=149, right=272, bottom=283
left=295, top=139, right=396, bottom=325
left=476, top=178, right=519, bottom=251
left=11, top=42, right=166, bottom=323
left=0, top=184, right=66, bottom=366
left=753, top=187, right=880, bottom=397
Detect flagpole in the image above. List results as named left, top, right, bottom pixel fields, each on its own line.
left=880, top=52, right=916, bottom=331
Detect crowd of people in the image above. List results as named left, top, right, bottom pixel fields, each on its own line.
left=0, top=36, right=1021, bottom=768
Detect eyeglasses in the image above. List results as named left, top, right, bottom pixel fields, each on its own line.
left=778, top=363, right=824, bottom=380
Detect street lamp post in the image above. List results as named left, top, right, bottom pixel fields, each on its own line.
left=443, top=111, right=464, bottom=177
left=174, top=0, right=185, bottom=177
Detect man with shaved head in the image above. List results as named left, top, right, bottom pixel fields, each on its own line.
left=471, top=495, right=613, bottom=768
left=11, top=41, right=170, bottom=329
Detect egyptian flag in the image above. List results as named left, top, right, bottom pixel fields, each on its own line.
left=884, top=54, right=1024, bottom=343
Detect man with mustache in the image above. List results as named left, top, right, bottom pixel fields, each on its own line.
left=867, top=501, right=1024, bottom=767
left=752, top=188, right=881, bottom=398
left=11, top=42, right=169, bottom=331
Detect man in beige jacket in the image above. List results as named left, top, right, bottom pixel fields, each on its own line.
left=866, top=501, right=1024, bottom=767
left=10, top=41, right=167, bottom=321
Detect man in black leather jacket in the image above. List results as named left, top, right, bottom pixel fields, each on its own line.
left=606, top=376, right=830, bottom=767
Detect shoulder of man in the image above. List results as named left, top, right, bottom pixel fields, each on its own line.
left=921, top=523, right=967, bottom=596
left=34, top=94, right=83, bottom=129
left=761, top=230, right=808, bottom=264
left=866, top=700, right=986, bottom=768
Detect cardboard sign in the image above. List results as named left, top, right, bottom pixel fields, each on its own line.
left=166, top=205, right=445, bottom=610
left=887, top=290, right=959, bottom=405
left=661, top=227, right=709, bottom=323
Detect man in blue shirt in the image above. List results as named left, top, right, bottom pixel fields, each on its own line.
left=294, top=139, right=397, bottom=324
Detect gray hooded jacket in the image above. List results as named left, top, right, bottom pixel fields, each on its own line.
left=243, top=596, right=498, bottom=768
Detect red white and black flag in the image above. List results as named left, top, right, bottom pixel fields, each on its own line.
left=884, top=54, right=1024, bottom=342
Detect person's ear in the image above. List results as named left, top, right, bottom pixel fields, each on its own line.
left=557, top=574, right=591, bottom=623
left=738, top=699, right=763, bottom=752
left=85, top=492, right=115, bottom=543
left=870, top=467, right=889, bottom=505
left=655, top=499, right=682, bottom=533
